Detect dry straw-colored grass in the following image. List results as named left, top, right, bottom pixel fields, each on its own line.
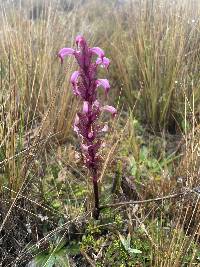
left=0, top=0, right=83, bottom=194
left=103, top=0, right=200, bottom=132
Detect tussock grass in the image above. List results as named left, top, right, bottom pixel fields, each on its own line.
left=0, top=0, right=81, bottom=195
left=104, top=0, right=200, bottom=132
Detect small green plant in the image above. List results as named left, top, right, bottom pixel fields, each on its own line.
left=29, top=236, right=79, bottom=267
left=118, top=232, right=142, bottom=256
left=129, top=145, right=179, bottom=182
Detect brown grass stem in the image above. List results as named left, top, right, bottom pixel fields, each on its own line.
left=99, top=190, right=193, bottom=210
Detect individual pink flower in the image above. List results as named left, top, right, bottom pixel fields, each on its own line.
left=96, top=57, right=110, bottom=69
left=58, top=48, right=75, bottom=63
left=82, top=101, right=89, bottom=114
left=70, top=71, right=80, bottom=95
left=96, top=79, right=110, bottom=94
left=101, top=105, right=117, bottom=116
left=90, top=47, right=105, bottom=58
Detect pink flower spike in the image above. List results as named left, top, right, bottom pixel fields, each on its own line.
left=96, top=57, right=110, bottom=69
left=96, top=79, right=110, bottom=94
left=101, top=105, right=117, bottom=116
left=91, top=47, right=105, bottom=59
left=58, top=48, right=75, bottom=63
left=58, top=36, right=115, bottom=220
left=83, top=101, right=89, bottom=113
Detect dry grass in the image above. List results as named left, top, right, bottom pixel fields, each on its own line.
left=104, top=0, right=200, bottom=131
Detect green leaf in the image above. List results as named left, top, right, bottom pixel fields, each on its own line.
left=31, top=250, right=69, bottom=267
left=130, top=156, right=137, bottom=176
left=51, top=164, right=60, bottom=179
left=66, top=243, right=80, bottom=255
left=181, top=119, right=190, bottom=134
left=126, top=233, right=131, bottom=248
left=52, top=199, right=62, bottom=209
left=43, top=255, right=57, bottom=267
left=32, top=253, right=56, bottom=267
left=139, top=146, right=148, bottom=162
left=118, top=233, right=130, bottom=251
left=128, top=248, right=142, bottom=254
left=54, top=249, right=70, bottom=267
left=53, top=238, right=67, bottom=252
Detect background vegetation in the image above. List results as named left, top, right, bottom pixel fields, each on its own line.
left=0, top=0, right=200, bottom=266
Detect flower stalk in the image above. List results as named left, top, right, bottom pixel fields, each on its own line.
left=58, top=36, right=116, bottom=219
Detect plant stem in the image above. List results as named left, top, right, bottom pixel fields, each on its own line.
left=92, top=174, right=99, bottom=219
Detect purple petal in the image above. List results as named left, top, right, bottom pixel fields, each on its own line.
left=82, top=141, right=101, bottom=160
left=101, top=105, right=117, bottom=116
left=101, top=124, right=109, bottom=132
left=70, top=71, right=81, bottom=96
left=88, top=132, right=94, bottom=138
left=70, top=71, right=80, bottom=84
left=96, top=57, right=110, bottom=69
left=58, top=48, right=75, bottom=63
left=93, top=100, right=100, bottom=108
left=90, top=101, right=100, bottom=122
left=102, top=57, right=110, bottom=69
left=74, top=114, right=79, bottom=134
left=96, top=57, right=102, bottom=65
left=81, top=144, right=89, bottom=152
left=91, top=47, right=105, bottom=59
left=83, top=101, right=89, bottom=113
left=96, top=79, right=110, bottom=94
left=76, top=35, right=87, bottom=48
left=72, top=87, right=80, bottom=96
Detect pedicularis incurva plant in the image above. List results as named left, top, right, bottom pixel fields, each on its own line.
left=58, top=36, right=116, bottom=219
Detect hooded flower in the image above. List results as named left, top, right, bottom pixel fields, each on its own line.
left=96, top=79, right=110, bottom=94
left=58, top=48, right=75, bottom=63
left=101, top=105, right=117, bottom=116
left=96, top=57, right=110, bottom=69
left=90, top=47, right=105, bottom=59
left=70, top=71, right=80, bottom=95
